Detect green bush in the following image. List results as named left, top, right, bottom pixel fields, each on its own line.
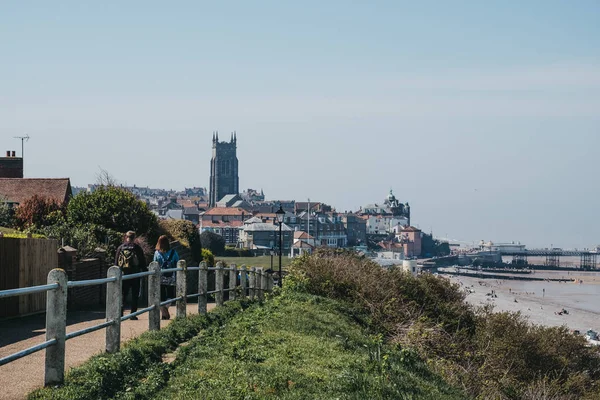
left=223, top=246, right=253, bottom=257
left=201, top=248, right=215, bottom=267
left=199, top=231, right=225, bottom=256
left=160, top=220, right=201, bottom=262
left=67, top=186, right=159, bottom=243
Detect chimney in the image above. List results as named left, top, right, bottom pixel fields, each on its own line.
left=5, top=151, right=9, bottom=157
left=11, top=151, right=15, bottom=157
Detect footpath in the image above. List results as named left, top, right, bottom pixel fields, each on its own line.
left=0, top=303, right=215, bottom=400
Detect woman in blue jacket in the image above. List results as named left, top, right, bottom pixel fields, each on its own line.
left=154, top=235, right=180, bottom=320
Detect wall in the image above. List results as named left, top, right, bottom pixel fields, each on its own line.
left=0, top=238, right=59, bottom=317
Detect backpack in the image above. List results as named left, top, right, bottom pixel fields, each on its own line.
left=117, top=244, right=140, bottom=272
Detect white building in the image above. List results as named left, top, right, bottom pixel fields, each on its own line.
left=366, top=215, right=409, bottom=235
left=479, top=241, right=526, bottom=254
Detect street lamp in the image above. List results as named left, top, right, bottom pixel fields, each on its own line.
left=276, top=205, right=285, bottom=287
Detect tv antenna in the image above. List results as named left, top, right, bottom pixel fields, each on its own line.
left=14, top=134, right=30, bottom=176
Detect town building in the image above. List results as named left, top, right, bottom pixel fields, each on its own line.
left=341, top=213, right=367, bottom=246
left=200, top=207, right=249, bottom=245
left=239, top=218, right=294, bottom=254
left=0, top=178, right=72, bottom=207
left=209, top=132, right=239, bottom=207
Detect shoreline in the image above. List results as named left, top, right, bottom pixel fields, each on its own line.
left=442, top=273, right=600, bottom=333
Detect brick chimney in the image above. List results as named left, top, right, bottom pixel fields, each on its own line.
left=0, top=150, right=23, bottom=178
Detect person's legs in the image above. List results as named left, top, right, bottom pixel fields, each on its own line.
left=122, top=280, right=132, bottom=313
left=130, top=278, right=140, bottom=313
left=160, top=285, right=171, bottom=320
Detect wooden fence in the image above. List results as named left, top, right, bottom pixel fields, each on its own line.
left=0, top=238, right=59, bottom=318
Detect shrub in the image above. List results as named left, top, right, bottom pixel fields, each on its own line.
left=287, top=251, right=600, bottom=399
left=223, top=246, right=253, bottom=257
left=199, top=231, right=225, bottom=256
left=67, top=186, right=159, bottom=243
left=14, top=195, right=65, bottom=229
left=201, top=249, right=215, bottom=267
left=160, top=220, right=202, bottom=262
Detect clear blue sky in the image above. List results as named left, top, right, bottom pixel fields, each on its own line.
left=1, top=1, right=599, bottom=248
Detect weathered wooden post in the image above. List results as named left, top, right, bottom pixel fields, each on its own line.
left=148, top=262, right=161, bottom=331
left=262, top=269, right=269, bottom=295
left=176, top=260, right=187, bottom=318
left=249, top=267, right=256, bottom=301
left=198, top=262, right=208, bottom=314
left=267, top=272, right=274, bottom=292
left=106, top=266, right=123, bottom=353
left=229, top=264, right=237, bottom=301
left=240, top=265, right=248, bottom=299
left=257, top=268, right=264, bottom=301
left=45, top=268, right=68, bottom=386
left=215, top=261, right=224, bottom=306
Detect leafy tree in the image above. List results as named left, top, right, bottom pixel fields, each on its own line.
left=199, top=231, right=225, bottom=256
left=14, top=195, right=65, bottom=229
left=67, top=186, right=159, bottom=241
left=0, top=198, right=15, bottom=227
left=160, top=219, right=202, bottom=262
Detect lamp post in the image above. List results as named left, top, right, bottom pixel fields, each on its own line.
left=275, top=205, right=285, bottom=287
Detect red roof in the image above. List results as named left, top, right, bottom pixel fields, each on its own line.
left=402, top=226, right=421, bottom=232
left=201, top=220, right=244, bottom=228
left=0, top=178, right=72, bottom=205
left=294, top=231, right=314, bottom=240
left=203, top=207, right=247, bottom=216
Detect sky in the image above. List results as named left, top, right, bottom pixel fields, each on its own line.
left=0, top=1, right=599, bottom=249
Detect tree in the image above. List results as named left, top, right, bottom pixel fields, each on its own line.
left=14, top=195, right=65, bottom=229
left=199, top=231, right=226, bottom=256
left=67, top=186, right=159, bottom=240
left=0, top=198, right=15, bottom=228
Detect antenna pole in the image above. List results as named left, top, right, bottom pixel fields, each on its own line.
left=13, top=134, right=30, bottom=177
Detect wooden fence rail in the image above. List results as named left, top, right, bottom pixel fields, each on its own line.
left=0, top=260, right=273, bottom=386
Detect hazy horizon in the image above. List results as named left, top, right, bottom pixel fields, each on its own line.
left=1, top=1, right=599, bottom=249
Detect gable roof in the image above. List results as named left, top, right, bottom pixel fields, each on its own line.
left=0, top=178, right=72, bottom=205
left=294, top=231, right=315, bottom=240
left=203, top=207, right=247, bottom=216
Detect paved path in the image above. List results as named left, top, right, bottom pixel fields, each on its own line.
left=0, top=303, right=215, bottom=400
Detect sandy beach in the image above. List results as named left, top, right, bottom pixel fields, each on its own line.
left=442, top=271, right=600, bottom=333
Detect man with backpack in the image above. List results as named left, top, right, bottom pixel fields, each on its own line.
left=115, top=231, right=147, bottom=320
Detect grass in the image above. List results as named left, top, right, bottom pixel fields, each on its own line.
left=29, top=293, right=466, bottom=400
left=218, top=256, right=294, bottom=270
left=136, top=292, right=465, bottom=400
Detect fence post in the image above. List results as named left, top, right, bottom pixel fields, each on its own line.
left=148, top=262, right=161, bottom=331
left=240, top=265, right=247, bottom=299
left=267, top=272, right=274, bottom=292
left=44, top=268, right=68, bottom=386
left=249, top=267, right=256, bottom=301
left=229, top=264, right=237, bottom=301
left=215, top=261, right=224, bottom=306
left=176, top=260, right=187, bottom=318
left=198, top=262, right=208, bottom=314
left=257, top=268, right=264, bottom=301
left=105, top=266, right=123, bottom=353
left=262, top=269, right=269, bottom=295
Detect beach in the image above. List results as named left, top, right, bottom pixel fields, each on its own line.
left=441, top=271, right=600, bottom=333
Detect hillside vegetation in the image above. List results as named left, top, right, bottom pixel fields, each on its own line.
left=29, top=293, right=463, bottom=400
left=29, top=250, right=600, bottom=400
left=288, top=250, right=600, bottom=399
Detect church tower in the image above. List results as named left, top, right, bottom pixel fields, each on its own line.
left=209, top=132, right=239, bottom=207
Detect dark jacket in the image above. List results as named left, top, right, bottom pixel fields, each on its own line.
left=114, top=241, right=147, bottom=275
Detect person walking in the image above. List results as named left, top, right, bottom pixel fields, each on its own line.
left=154, top=235, right=180, bottom=320
left=115, top=231, right=147, bottom=320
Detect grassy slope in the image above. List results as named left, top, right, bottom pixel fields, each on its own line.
left=143, top=293, right=465, bottom=400
left=218, top=256, right=294, bottom=270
